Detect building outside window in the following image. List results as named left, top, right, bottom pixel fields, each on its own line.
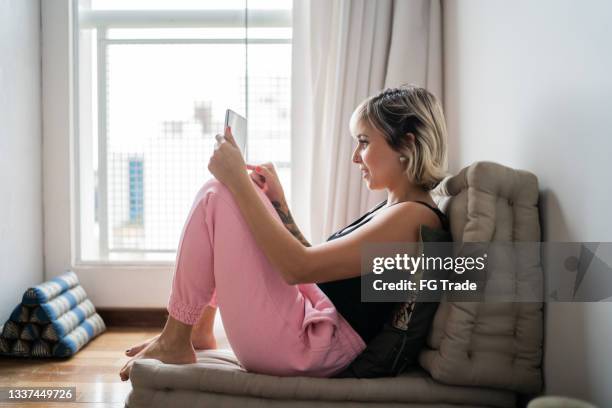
left=128, top=158, right=144, bottom=224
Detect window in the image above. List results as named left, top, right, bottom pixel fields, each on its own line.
left=75, top=0, right=292, bottom=262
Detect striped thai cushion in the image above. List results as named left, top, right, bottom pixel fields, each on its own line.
left=0, top=271, right=106, bottom=358
left=22, top=271, right=80, bottom=305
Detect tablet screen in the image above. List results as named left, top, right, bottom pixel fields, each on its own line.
left=224, top=109, right=247, bottom=158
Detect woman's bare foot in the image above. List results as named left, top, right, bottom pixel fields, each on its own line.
left=191, top=305, right=218, bottom=350
left=125, top=334, right=160, bottom=356
left=125, top=331, right=216, bottom=357
left=191, top=332, right=217, bottom=350
left=119, top=335, right=196, bottom=381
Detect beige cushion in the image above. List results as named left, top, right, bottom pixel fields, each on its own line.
left=126, top=349, right=516, bottom=408
left=420, top=161, right=543, bottom=393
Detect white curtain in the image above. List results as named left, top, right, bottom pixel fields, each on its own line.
left=291, top=0, right=442, bottom=244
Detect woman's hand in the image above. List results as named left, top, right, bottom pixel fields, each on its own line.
left=246, top=162, right=286, bottom=204
left=207, top=127, right=250, bottom=193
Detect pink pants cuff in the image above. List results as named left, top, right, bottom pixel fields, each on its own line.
left=167, top=298, right=206, bottom=326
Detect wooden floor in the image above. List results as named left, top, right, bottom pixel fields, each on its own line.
left=0, top=327, right=229, bottom=407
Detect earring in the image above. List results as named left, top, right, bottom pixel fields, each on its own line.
left=399, top=156, right=407, bottom=163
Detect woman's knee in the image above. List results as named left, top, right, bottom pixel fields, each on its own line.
left=196, top=178, right=233, bottom=203
left=194, top=177, right=275, bottom=221
left=192, top=178, right=244, bottom=221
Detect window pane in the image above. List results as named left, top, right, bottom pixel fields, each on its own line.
left=247, top=43, right=292, bottom=199
left=105, top=43, right=245, bottom=257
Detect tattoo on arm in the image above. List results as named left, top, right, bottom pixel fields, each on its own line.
left=271, top=200, right=311, bottom=247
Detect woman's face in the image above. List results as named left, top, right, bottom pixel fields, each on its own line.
left=349, top=113, right=404, bottom=190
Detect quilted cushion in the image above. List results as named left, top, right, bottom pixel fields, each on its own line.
left=420, top=161, right=543, bottom=393
left=126, top=349, right=516, bottom=408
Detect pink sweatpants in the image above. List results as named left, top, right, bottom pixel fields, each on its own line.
left=167, top=178, right=366, bottom=377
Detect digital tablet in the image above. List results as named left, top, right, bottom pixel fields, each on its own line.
left=224, top=109, right=248, bottom=157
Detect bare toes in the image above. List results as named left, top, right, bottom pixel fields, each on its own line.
left=120, top=349, right=145, bottom=381
left=125, top=344, right=146, bottom=356
left=124, top=335, right=160, bottom=356
left=119, top=360, right=132, bottom=381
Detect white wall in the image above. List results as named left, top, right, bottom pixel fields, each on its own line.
left=0, top=0, right=43, bottom=323
left=444, top=0, right=612, bottom=405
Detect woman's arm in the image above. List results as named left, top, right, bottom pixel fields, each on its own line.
left=271, top=198, right=311, bottom=247
left=244, top=162, right=311, bottom=247
left=227, top=178, right=308, bottom=283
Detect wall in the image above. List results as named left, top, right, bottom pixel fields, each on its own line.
left=0, top=0, right=43, bottom=323
left=443, top=0, right=612, bottom=405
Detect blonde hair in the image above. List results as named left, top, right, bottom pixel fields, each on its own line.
left=355, top=85, right=448, bottom=190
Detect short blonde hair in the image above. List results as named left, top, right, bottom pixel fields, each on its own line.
left=355, top=85, right=448, bottom=190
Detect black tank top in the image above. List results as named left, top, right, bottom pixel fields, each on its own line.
left=316, top=200, right=449, bottom=343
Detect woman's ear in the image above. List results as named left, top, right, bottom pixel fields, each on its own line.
left=404, top=132, right=415, bottom=146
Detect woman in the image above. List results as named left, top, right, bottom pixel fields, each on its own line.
left=119, top=85, right=449, bottom=381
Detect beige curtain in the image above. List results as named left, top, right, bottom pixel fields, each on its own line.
left=291, top=0, right=443, bottom=243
